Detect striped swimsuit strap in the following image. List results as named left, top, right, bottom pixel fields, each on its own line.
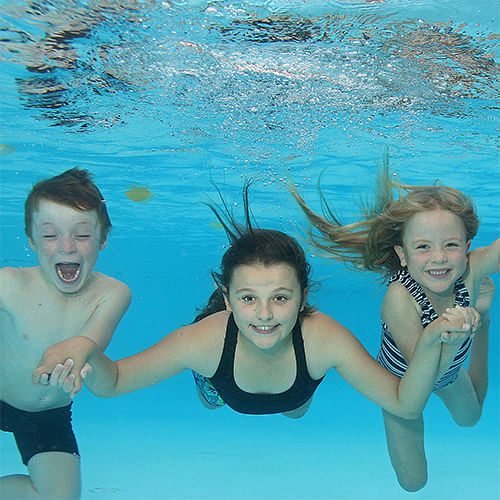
left=378, top=269, right=472, bottom=390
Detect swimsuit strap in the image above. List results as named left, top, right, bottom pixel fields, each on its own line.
left=224, top=313, right=303, bottom=377
left=221, top=313, right=239, bottom=374
left=291, top=318, right=307, bottom=380
left=392, top=269, right=470, bottom=328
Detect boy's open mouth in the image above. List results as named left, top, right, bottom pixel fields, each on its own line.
left=56, top=263, right=81, bottom=283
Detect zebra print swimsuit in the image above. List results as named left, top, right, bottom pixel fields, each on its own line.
left=377, top=269, right=472, bottom=391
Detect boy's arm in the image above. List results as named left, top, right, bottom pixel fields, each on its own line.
left=33, top=280, right=131, bottom=394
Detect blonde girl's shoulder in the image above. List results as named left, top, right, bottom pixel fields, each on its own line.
left=382, top=279, right=419, bottom=323
left=466, top=237, right=500, bottom=285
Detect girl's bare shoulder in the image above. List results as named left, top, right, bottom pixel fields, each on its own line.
left=170, top=310, right=230, bottom=375
left=301, top=311, right=357, bottom=372
left=382, top=280, right=419, bottom=322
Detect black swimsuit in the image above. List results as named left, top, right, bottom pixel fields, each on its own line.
left=192, top=313, right=324, bottom=415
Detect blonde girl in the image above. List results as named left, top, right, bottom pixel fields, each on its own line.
left=291, top=162, right=498, bottom=491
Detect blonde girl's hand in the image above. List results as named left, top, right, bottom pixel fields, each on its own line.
left=440, top=306, right=480, bottom=343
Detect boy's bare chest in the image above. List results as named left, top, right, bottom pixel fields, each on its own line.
left=5, top=291, right=98, bottom=345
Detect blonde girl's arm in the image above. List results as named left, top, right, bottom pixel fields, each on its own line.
left=468, top=237, right=500, bottom=286
left=381, top=282, right=472, bottom=383
left=311, top=309, right=475, bottom=418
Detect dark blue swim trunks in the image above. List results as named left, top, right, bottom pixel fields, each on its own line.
left=1, top=400, right=80, bottom=466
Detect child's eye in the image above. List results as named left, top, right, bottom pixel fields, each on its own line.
left=274, top=295, right=288, bottom=303
left=240, top=295, right=255, bottom=303
left=42, top=234, right=56, bottom=239
left=415, top=244, right=429, bottom=250
left=75, top=234, right=91, bottom=239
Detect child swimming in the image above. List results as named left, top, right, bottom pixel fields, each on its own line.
left=35, top=182, right=477, bottom=429
left=1, top=168, right=131, bottom=500
left=290, top=159, right=498, bottom=491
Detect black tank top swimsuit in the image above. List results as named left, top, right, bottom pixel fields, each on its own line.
left=209, top=314, right=324, bottom=415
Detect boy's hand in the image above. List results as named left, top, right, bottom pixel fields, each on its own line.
left=33, top=336, right=97, bottom=397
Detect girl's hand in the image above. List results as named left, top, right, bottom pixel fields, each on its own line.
left=32, top=336, right=98, bottom=397
left=440, top=306, right=480, bottom=343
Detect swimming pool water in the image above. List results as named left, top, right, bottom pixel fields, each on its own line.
left=1, top=1, right=499, bottom=499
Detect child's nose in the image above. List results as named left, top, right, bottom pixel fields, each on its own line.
left=257, top=302, right=273, bottom=321
left=431, top=248, right=447, bottom=264
left=59, top=235, right=76, bottom=253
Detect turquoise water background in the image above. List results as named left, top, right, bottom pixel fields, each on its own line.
left=1, top=1, right=499, bottom=498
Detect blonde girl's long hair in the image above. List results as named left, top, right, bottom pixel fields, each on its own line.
left=290, top=153, right=479, bottom=280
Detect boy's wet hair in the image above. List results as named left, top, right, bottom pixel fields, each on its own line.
left=24, top=168, right=111, bottom=244
left=194, top=181, right=314, bottom=322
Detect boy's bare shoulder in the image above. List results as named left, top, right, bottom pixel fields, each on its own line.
left=0, top=266, right=39, bottom=295
left=90, top=271, right=131, bottom=299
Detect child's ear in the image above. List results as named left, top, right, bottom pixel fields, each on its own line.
left=99, top=234, right=108, bottom=250
left=28, top=238, right=36, bottom=252
left=466, top=240, right=471, bottom=253
left=394, top=245, right=407, bottom=267
left=222, top=287, right=232, bottom=311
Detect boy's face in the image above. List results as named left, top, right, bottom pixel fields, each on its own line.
left=29, top=199, right=106, bottom=294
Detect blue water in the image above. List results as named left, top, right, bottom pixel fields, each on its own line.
left=1, top=1, right=499, bottom=499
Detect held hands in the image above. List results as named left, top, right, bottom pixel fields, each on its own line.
left=32, top=336, right=98, bottom=398
left=438, top=306, right=480, bottom=344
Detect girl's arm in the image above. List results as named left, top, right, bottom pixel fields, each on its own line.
left=51, top=313, right=225, bottom=398
left=309, top=307, right=476, bottom=418
left=32, top=279, right=131, bottom=395
left=469, top=237, right=500, bottom=279
left=381, top=281, right=480, bottom=383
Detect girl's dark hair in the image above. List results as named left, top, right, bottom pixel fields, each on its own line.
left=194, top=182, right=314, bottom=322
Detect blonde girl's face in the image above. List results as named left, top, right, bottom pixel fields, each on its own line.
left=394, top=208, right=470, bottom=298
left=224, top=262, right=307, bottom=353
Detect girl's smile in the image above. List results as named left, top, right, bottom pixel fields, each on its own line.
left=224, top=262, right=306, bottom=352
left=395, top=209, right=470, bottom=298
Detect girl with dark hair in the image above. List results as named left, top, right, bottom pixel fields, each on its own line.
left=35, top=183, right=477, bottom=423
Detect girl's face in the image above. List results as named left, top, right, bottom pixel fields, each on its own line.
left=394, top=209, right=470, bottom=298
left=224, top=262, right=307, bottom=353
